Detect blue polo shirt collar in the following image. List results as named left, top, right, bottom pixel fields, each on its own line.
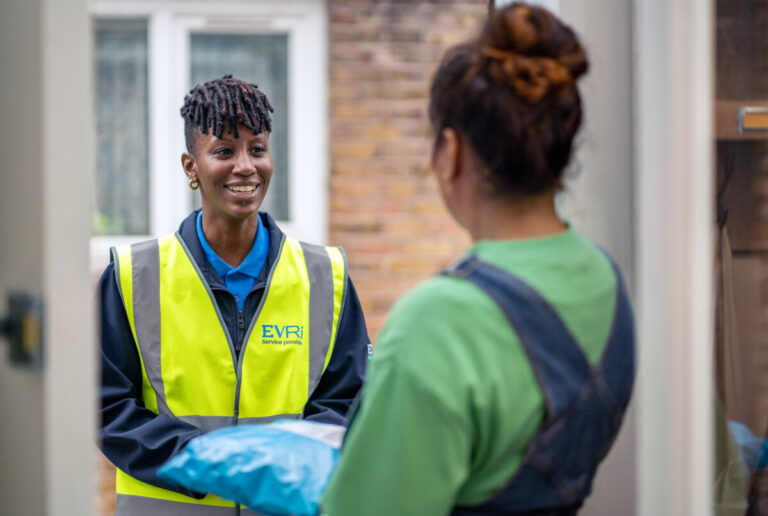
left=196, top=211, right=269, bottom=309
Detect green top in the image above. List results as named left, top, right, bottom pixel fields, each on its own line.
left=322, top=228, right=618, bottom=516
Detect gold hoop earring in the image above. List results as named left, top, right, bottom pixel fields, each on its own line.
left=189, top=179, right=199, bottom=191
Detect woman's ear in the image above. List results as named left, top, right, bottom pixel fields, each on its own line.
left=181, top=152, right=198, bottom=181
left=432, top=127, right=462, bottom=193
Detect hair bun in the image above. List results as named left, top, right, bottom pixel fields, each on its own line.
left=480, top=46, right=572, bottom=103
left=478, top=3, right=588, bottom=103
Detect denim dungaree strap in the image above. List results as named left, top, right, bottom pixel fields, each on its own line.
left=444, top=251, right=635, bottom=516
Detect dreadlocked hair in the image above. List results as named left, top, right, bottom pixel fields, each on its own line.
left=180, top=74, right=274, bottom=154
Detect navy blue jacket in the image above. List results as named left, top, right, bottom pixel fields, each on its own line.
left=99, top=211, right=370, bottom=495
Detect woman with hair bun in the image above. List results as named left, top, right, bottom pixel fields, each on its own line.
left=322, top=3, right=635, bottom=516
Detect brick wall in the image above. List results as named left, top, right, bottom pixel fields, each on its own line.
left=98, top=451, right=116, bottom=515
left=329, top=0, right=485, bottom=337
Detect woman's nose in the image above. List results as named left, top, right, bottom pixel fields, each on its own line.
left=232, top=151, right=256, bottom=176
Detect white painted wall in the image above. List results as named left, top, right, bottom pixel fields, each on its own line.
left=556, top=1, right=635, bottom=288
left=0, top=0, right=95, bottom=514
left=554, top=3, right=637, bottom=514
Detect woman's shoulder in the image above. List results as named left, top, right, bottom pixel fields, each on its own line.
left=376, top=269, right=514, bottom=366
left=373, top=265, right=538, bottom=410
left=389, top=268, right=500, bottom=324
left=472, top=230, right=619, bottom=297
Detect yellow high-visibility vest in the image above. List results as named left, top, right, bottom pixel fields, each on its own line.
left=110, top=232, right=347, bottom=515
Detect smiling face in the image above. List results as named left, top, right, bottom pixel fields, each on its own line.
left=182, top=124, right=274, bottom=225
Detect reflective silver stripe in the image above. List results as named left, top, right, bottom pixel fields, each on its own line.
left=177, top=414, right=301, bottom=432
left=110, top=246, right=126, bottom=310
left=178, top=415, right=235, bottom=433
left=242, top=508, right=272, bottom=516
left=115, top=494, right=234, bottom=515
left=239, top=413, right=301, bottom=426
left=131, top=239, right=173, bottom=418
left=335, top=247, right=350, bottom=343
left=300, top=242, right=335, bottom=398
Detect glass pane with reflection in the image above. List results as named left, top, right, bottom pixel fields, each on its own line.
left=94, top=18, right=150, bottom=236
left=714, top=1, right=768, bottom=513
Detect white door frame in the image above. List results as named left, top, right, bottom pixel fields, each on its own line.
left=634, top=1, right=714, bottom=515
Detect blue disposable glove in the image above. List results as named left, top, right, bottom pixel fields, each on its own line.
left=158, top=420, right=345, bottom=516
left=728, top=420, right=768, bottom=473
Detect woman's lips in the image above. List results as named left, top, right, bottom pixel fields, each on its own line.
left=225, top=184, right=260, bottom=197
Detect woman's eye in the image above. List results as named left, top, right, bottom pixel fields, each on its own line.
left=214, top=148, right=233, bottom=156
left=251, top=146, right=265, bottom=154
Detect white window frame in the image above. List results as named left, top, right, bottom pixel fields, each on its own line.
left=90, top=0, right=329, bottom=271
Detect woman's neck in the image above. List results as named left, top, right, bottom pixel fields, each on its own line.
left=200, top=211, right=259, bottom=268
left=464, top=191, right=567, bottom=242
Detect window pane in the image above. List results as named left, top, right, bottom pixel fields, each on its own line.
left=94, top=19, right=150, bottom=236
left=190, top=33, right=289, bottom=221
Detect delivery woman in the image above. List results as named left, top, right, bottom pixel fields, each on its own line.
left=322, top=4, right=635, bottom=515
left=99, top=75, right=370, bottom=516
